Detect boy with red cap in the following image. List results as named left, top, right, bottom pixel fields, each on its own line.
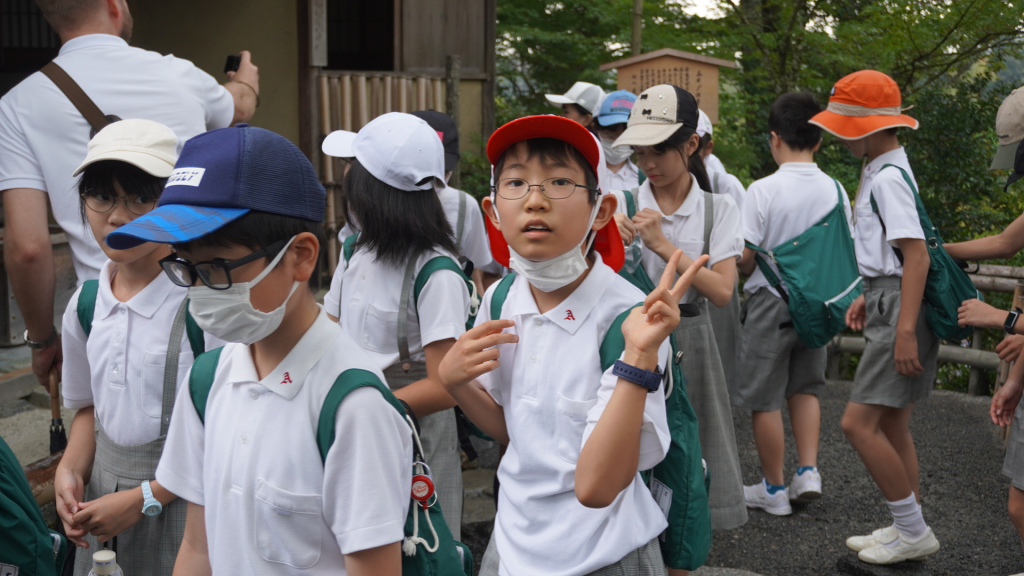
left=438, top=115, right=707, bottom=575
left=810, top=70, right=941, bottom=564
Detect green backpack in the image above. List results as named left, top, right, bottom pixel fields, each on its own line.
left=489, top=273, right=712, bottom=571
left=745, top=179, right=862, bottom=348
left=869, top=164, right=981, bottom=342
left=0, top=435, right=67, bottom=576
left=188, top=349, right=473, bottom=576
left=76, top=279, right=205, bottom=357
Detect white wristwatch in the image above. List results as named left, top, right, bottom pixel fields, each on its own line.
left=141, top=480, right=162, bottom=517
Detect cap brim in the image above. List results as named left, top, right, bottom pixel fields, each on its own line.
left=484, top=216, right=624, bottom=273
left=105, top=204, right=250, bottom=250
left=322, top=130, right=357, bottom=158
left=487, top=116, right=601, bottom=177
left=808, top=110, right=918, bottom=139
left=992, top=143, right=1019, bottom=171
left=73, top=150, right=175, bottom=178
left=545, top=94, right=576, bottom=107
left=613, top=123, right=683, bottom=148
left=597, top=114, right=629, bottom=127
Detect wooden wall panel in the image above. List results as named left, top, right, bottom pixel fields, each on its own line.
left=401, top=0, right=487, bottom=78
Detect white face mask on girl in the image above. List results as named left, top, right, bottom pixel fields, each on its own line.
left=187, top=236, right=301, bottom=345
left=600, top=134, right=632, bottom=165
left=500, top=197, right=602, bottom=292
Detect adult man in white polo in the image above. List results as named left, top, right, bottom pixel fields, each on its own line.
left=0, top=0, right=260, bottom=387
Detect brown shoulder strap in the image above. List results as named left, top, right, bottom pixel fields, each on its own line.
left=40, top=62, right=112, bottom=133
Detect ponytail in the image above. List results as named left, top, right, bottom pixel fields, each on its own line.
left=653, top=126, right=711, bottom=192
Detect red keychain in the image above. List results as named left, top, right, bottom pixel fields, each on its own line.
left=411, top=462, right=435, bottom=509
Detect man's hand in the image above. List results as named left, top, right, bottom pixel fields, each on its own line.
left=992, top=379, right=1024, bottom=427
left=31, top=334, right=61, bottom=390
left=957, top=298, right=1004, bottom=330
left=845, top=294, right=866, bottom=332
left=438, top=320, right=517, bottom=392
left=225, top=50, right=259, bottom=125
left=621, top=250, right=709, bottom=359
left=998, top=335, right=1024, bottom=363
left=614, top=213, right=636, bottom=245
left=73, top=488, right=145, bottom=544
left=632, top=209, right=669, bottom=255
left=894, top=329, right=924, bottom=378
left=54, top=466, right=88, bottom=547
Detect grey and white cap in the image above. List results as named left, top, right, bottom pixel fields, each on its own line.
left=612, top=84, right=700, bottom=147
left=993, top=87, right=1024, bottom=171
left=545, top=81, right=606, bottom=115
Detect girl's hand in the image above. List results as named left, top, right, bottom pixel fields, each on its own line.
left=622, top=250, right=709, bottom=358
left=613, top=213, right=636, bottom=246
left=438, top=320, right=518, bottom=391
left=73, top=488, right=145, bottom=543
left=894, top=330, right=923, bottom=378
left=997, top=335, right=1024, bottom=363
left=54, top=467, right=89, bottom=547
left=845, top=295, right=866, bottom=332
left=632, top=209, right=669, bottom=254
left=992, top=379, right=1024, bottom=427
left=957, top=298, right=1004, bottom=329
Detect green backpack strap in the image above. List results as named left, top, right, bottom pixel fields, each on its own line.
left=413, top=256, right=473, bottom=305
left=184, top=301, right=205, bottom=358
left=188, top=347, right=224, bottom=424
left=745, top=241, right=789, bottom=304
left=489, top=273, right=517, bottom=321
left=343, top=233, right=359, bottom=263
left=598, top=305, right=641, bottom=372
left=624, top=187, right=639, bottom=219
left=317, top=368, right=405, bottom=464
left=76, top=279, right=100, bottom=336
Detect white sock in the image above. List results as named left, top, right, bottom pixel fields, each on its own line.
left=886, top=494, right=927, bottom=542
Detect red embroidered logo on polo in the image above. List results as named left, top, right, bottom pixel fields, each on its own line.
left=281, top=372, right=293, bottom=385
left=564, top=310, right=575, bottom=321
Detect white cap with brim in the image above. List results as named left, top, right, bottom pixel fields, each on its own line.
left=352, top=112, right=446, bottom=192
left=73, top=118, right=180, bottom=178
left=696, top=109, right=713, bottom=138
left=545, top=81, right=606, bottom=115
left=322, top=130, right=357, bottom=158
left=993, top=87, right=1024, bottom=170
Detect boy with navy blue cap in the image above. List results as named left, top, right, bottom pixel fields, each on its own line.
left=107, top=125, right=413, bottom=575
left=595, top=90, right=640, bottom=191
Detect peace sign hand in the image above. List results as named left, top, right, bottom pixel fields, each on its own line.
left=621, top=250, right=709, bottom=359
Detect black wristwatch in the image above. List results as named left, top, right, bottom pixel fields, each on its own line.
left=612, top=360, right=663, bottom=393
left=1006, top=308, right=1023, bottom=335
left=23, top=327, right=57, bottom=349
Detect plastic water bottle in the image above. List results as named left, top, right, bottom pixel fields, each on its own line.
left=87, top=550, right=124, bottom=576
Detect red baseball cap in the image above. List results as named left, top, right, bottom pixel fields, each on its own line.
left=485, top=115, right=624, bottom=272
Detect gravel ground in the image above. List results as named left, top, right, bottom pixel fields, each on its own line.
left=719, top=380, right=1021, bottom=576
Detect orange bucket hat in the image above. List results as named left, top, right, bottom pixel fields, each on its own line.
left=809, top=70, right=918, bottom=139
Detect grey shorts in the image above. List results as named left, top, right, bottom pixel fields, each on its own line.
left=733, top=289, right=826, bottom=412
left=851, top=276, right=939, bottom=409
left=1003, top=406, right=1024, bottom=490
left=478, top=531, right=666, bottom=576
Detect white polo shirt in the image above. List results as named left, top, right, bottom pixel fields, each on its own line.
left=438, top=185, right=493, bottom=271
left=156, top=309, right=412, bottom=576
left=477, top=257, right=671, bottom=576
left=612, top=175, right=744, bottom=303
left=604, top=159, right=640, bottom=192
left=61, top=261, right=207, bottom=446
left=743, top=163, right=852, bottom=297
left=0, top=34, right=234, bottom=282
left=852, top=147, right=924, bottom=278
left=706, top=157, right=747, bottom=214
left=324, top=246, right=470, bottom=369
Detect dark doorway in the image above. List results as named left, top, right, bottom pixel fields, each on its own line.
left=326, top=0, right=394, bottom=71
left=1, top=0, right=60, bottom=95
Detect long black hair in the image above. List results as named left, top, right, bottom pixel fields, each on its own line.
left=345, top=159, right=457, bottom=266
left=652, top=126, right=711, bottom=192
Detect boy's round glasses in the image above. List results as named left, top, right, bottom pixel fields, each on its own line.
left=81, top=192, right=157, bottom=216
left=159, top=238, right=289, bottom=290
left=493, top=177, right=596, bottom=200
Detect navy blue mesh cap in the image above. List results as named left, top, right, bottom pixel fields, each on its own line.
left=106, top=124, right=326, bottom=249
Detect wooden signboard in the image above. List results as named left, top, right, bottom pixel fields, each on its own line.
left=600, top=48, right=737, bottom=124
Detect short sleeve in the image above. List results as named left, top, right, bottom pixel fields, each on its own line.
left=185, top=62, right=233, bottom=130
left=707, top=193, right=743, bottom=267
left=416, top=263, right=471, bottom=347
left=155, top=365, right=207, bottom=506
left=582, top=338, right=671, bottom=471
left=872, top=171, right=924, bottom=245
left=323, top=387, right=411, bottom=554
left=323, top=254, right=347, bottom=319
left=741, top=180, right=767, bottom=247
left=0, top=96, right=46, bottom=192
left=460, top=196, right=494, bottom=270
left=61, top=286, right=93, bottom=410
left=721, top=173, right=747, bottom=215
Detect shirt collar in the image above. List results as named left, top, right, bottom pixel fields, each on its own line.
left=778, top=162, right=819, bottom=173
left=226, top=306, right=340, bottom=400
left=639, top=173, right=703, bottom=218
left=58, top=34, right=128, bottom=56
left=508, top=253, right=614, bottom=335
left=95, top=260, right=181, bottom=320
left=864, top=147, right=907, bottom=179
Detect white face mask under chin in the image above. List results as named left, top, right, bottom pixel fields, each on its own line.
left=187, top=237, right=301, bottom=345
left=600, top=134, right=631, bottom=165
left=504, top=199, right=601, bottom=292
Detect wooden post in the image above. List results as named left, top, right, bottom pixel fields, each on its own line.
left=398, top=77, right=409, bottom=113
left=433, top=79, right=444, bottom=114
left=370, top=76, right=381, bottom=119
left=354, top=74, right=368, bottom=129
left=341, top=74, right=352, bottom=131
left=416, top=76, right=428, bottom=111
left=384, top=75, right=394, bottom=113
left=968, top=331, right=986, bottom=395
left=631, top=0, right=642, bottom=56
left=446, top=55, right=461, bottom=189
left=317, top=74, right=338, bottom=274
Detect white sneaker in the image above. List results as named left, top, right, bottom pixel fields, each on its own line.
left=857, top=527, right=940, bottom=564
left=788, top=468, right=822, bottom=503
left=744, top=480, right=792, bottom=516
left=846, top=526, right=897, bottom=552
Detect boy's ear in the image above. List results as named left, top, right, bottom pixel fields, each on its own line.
left=812, top=138, right=822, bottom=152
left=592, top=194, right=617, bottom=231
left=289, top=232, right=320, bottom=284
left=481, top=195, right=500, bottom=227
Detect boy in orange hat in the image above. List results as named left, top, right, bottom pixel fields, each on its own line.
left=810, top=70, right=941, bottom=565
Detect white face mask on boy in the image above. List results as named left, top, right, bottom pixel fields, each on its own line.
left=187, top=236, right=301, bottom=345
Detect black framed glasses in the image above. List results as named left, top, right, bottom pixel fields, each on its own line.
left=492, top=177, right=597, bottom=200
left=81, top=191, right=158, bottom=216
left=159, top=238, right=289, bottom=290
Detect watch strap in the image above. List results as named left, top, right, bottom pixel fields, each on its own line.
left=141, top=480, right=162, bottom=516
left=1007, top=308, right=1022, bottom=335
left=612, top=359, right=662, bottom=393
left=24, top=326, right=57, bottom=349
